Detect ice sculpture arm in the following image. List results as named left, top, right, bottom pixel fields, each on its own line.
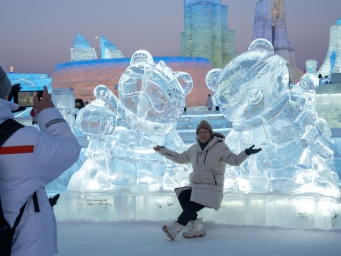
left=221, top=143, right=249, bottom=167
left=155, top=145, right=191, bottom=164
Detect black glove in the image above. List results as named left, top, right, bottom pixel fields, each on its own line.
left=245, top=145, right=262, bottom=155
left=8, top=84, right=27, bottom=113
left=7, top=83, right=21, bottom=102
left=49, top=194, right=60, bottom=207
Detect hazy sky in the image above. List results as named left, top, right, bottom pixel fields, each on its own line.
left=1, top=0, right=341, bottom=76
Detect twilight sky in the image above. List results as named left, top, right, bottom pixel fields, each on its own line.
left=1, top=0, right=341, bottom=76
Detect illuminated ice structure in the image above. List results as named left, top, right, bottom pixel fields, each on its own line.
left=181, top=0, right=236, bottom=68
left=252, top=0, right=303, bottom=81
left=317, top=19, right=341, bottom=77
left=67, top=50, right=193, bottom=192
left=206, top=39, right=340, bottom=197
left=71, top=34, right=97, bottom=61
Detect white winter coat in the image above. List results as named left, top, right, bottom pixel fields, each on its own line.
left=0, top=99, right=81, bottom=256
left=158, top=133, right=249, bottom=210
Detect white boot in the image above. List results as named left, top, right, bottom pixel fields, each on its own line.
left=162, top=221, right=184, bottom=240
left=183, top=218, right=206, bottom=238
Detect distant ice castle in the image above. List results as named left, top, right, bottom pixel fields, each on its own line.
left=252, top=0, right=303, bottom=81
left=180, top=0, right=236, bottom=69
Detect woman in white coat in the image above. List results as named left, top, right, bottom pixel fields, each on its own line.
left=0, top=66, right=81, bottom=256
left=153, top=120, right=261, bottom=240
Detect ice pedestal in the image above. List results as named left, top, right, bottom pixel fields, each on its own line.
left=53, top=191, right=341, bottom=230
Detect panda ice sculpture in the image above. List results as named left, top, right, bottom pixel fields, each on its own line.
left=205, top=39, right=340, bottom=197
left=68, top=50, right=193, bottom=192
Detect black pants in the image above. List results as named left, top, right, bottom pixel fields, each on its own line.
left=177, top=189, right=205, bottom=226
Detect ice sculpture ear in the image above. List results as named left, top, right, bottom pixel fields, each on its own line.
left=130, top=50, right=154, bottom=65
left=205, top=69, right=222, bottom=92
left=298, top=74, right=319, bottom=90
left=93, top=85, right=118, bottom=111
left=248, top=38, right=274, bottom=53
left=176, top=72, right=193, bottom=95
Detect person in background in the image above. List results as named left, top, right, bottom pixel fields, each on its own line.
left=30, top=107, right=37, bottom=124
left=0, top=65, right=81, bottom=256
left=153, top=120, right=262, bottom=240
left=206, top=94, right=213, bottom=111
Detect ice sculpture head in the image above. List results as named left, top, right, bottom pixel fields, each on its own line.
left=206, top=39, right=289, bottom=123
left=118, top=50, right=193, bottom=123
left=76, top=99, right=116, bottom=138
left=297, top=73, right=319, bottom=91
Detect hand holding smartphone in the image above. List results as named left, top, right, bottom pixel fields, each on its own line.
left=33, top=86, right=55, bottom=114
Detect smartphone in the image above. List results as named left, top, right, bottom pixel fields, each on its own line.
left=15, top=90, right=43, bottom=107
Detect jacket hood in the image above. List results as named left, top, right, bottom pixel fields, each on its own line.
left=0, top=98, right=19, bottom=121
left=196, top=132, right=226, bottom=151
left=213, top=132, right=225, bottom=141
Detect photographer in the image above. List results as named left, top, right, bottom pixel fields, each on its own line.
left=0, top=66, right=81, bottom=255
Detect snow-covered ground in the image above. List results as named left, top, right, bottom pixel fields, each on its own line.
left=57, top=220, right=341, bottom=256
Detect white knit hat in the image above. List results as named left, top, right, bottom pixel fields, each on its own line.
left=0, top=66, right=11, bottom=99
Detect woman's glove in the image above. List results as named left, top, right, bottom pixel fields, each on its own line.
left=245, top=145, right=262, bottom=155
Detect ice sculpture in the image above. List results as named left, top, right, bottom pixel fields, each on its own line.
left=205, top=38, right=340, bottom=197
left=68, top=50, right=193, bottom=192
left=70, top=34, right=97, bottom=61
left=99, top=36, right=124, bottom=59
left=51, top=88, right=79, bottom=135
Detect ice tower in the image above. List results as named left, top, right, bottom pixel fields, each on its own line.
left=252, top=0, right=302, bottom=81
left=318, top=19, right=341, bottom=77
left=181, top=0, right=236, bottom=69
left=70, top=34, right=97, bottom=61
left=99, top=36, right=124, bottom=59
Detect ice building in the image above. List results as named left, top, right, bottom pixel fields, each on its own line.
left=180, top=0, right=236, bottom=69
left=252, top=0, right=303, bottom=81
left=52, top=57, right=213, bottom=107
left=318, top=19, right=341, bottom=78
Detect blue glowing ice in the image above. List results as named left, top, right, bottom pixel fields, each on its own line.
left=71, top=34, right=97, bottom=61
left=99, top=36, right=124, bottom=59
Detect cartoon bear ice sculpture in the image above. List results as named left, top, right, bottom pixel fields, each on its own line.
left=205, top=39, right=340, bottom=197
left=68, top=50, right=193, bottom=192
